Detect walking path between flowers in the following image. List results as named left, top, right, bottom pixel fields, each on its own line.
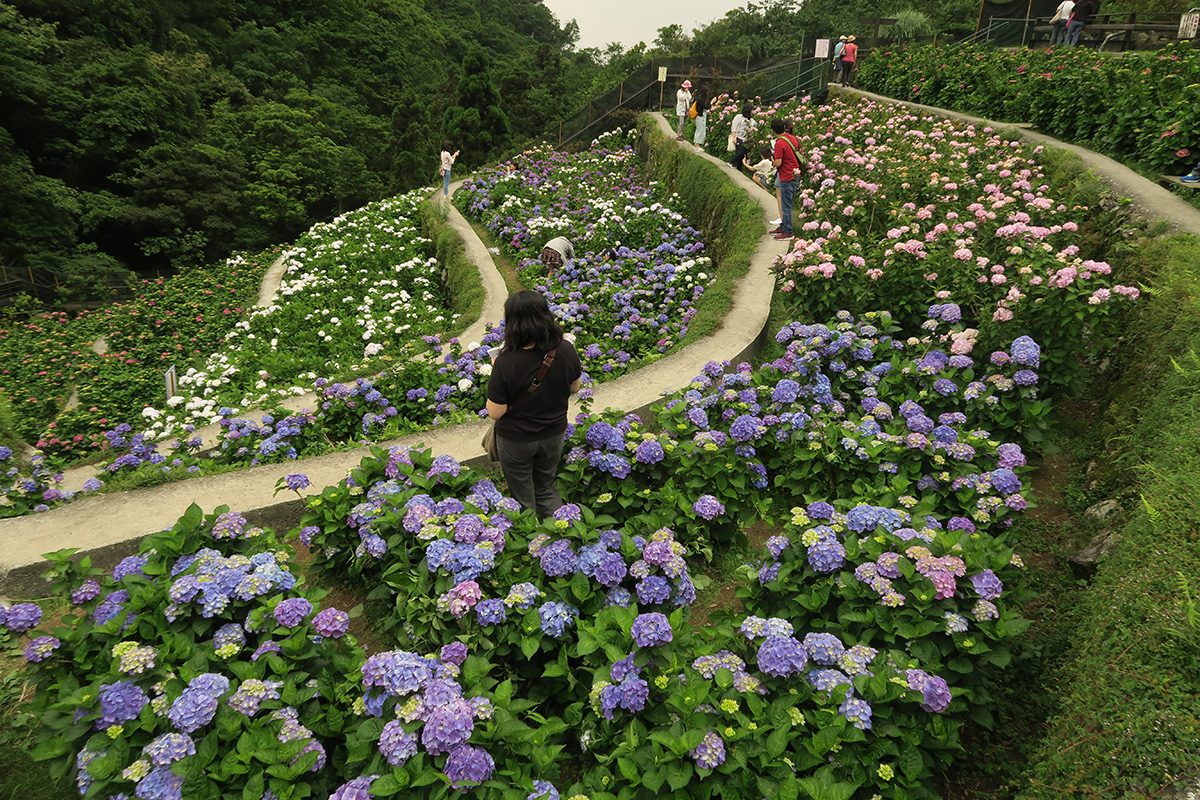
left=0, top=113, right=781, bottom=593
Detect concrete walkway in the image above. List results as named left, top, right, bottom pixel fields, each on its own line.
left=0, top=120, right=783, bottom=592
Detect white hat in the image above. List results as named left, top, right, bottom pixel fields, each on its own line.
left=840, top=35, right=847, bottom=40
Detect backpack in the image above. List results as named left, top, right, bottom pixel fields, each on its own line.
left=688, top=102, right=698, bottom=120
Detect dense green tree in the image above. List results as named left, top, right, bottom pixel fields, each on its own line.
left=387, top=89, right=437, bottom=191
left=442, top=46, right=512, bottom=168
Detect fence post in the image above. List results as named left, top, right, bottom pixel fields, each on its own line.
left=559, top=120, right=563, bottom=147
left=619, top=82, right=623, bottom=105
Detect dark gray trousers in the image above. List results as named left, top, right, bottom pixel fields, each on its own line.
left=497, top=432, right=566, bottom=518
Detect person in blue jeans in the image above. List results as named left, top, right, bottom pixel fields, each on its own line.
left=439, top=141, right=459, bottom=196
left=1182, top=159, right=1200, bottom=183
left=770, top=118, right=802, bottom=240
left=1065, top=0, right=1094, bottom=46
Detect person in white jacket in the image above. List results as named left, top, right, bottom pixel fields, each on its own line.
left=675, top=80, right=692, bottom=140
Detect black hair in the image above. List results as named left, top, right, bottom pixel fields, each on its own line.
left=502, top=290, right=564, bottom=353
left=770, top=118, right=785, bottom=134
left=784, top=119, right=794, bottom=133
left=441, top=140, right=452, bottom=152
left=759, top=145, right=773, bottom=160
left=693, top=86, right=710, bottom=111
left=741, top=103, right=753, bottom=117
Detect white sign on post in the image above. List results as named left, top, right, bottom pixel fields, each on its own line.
left=1180, top=11, right=1200, bottom=39
left=658, top=66, right=668, bottom=82
left=815, top=38, right=831, bottom=58
left=165, top=365, right=177, bottom=402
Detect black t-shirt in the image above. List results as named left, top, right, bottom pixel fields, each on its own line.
left=487, top=338, right=582, bottom=442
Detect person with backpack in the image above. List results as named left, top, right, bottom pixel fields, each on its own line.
left=691, top=86, right=711, bottom=151
left=832, top=35, right=847, bottom=83
left=770, top=118, right=803, bottom=240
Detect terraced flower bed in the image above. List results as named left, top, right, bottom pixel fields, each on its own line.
left=704, top=93, right=1138, bottom=406
left=455, top=130, right=714, bottom=379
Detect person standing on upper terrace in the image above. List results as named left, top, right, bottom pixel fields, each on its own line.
left=840, top=36, right=859, bottom=86
left=675, top=79, right=693, bottom=141
left=1048, top=0, right=1075, bottom=46
left=1065, top=0, right=1095, bottom=46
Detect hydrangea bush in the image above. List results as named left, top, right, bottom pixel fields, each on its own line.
left=702, top=93, right=1139, bottom=397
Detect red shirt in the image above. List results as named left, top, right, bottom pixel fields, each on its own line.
left=773, top=134, right=801, bottom=182
left=842, top=42, right=858, bottom=62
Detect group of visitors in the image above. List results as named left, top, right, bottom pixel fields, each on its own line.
left=831, top=35, right=858, bottom=86
left=1048, top=0, right=1099, bottom=47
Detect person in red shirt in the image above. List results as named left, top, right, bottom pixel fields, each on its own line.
left=840, top=36, right=858, bottom=86
left=771, top=118, right=802, bottom=239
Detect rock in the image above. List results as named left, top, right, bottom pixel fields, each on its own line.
left=1068, top=530, right=1120, bottom=580
left=1084, top=499, right=1122, bottom=521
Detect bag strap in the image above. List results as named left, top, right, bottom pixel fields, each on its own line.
left=508, top=347, right=557, bottom=410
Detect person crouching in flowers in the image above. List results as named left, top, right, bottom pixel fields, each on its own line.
left=539, top=236, right=574, bottom=276
left=486, top=290, right=581, bottom=518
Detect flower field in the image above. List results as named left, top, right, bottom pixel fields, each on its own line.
left=455, top=130, right=714, bottom=379
left=0, top=251, right=275, bottom=458
left=0, top=89, right=1154, bottom=798
left=856, top=41, right=1200, bottom=177
left=703, top=93, right=1139, bottom=407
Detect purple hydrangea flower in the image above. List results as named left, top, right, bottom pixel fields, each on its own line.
left=71, top=580, right=102, bottom=604
left=273, top=597, right=313, bottom=628
left=691, top=732, right=726, bottom=769
left=98, top=680, right=149, bottom=727
left=4, top=602, right=42, bottom=632
left=475, top=599, right=507, bottom=626
left=23, top=635, right=60, bottom=663
left=313, top=607, right=349, bottom=638
left=692, top=494, right=725, bottom=520
left=539, top=539, right=578, bottom=577
left=839, top=696, right=873, bottom=729
left=284, top=472, right=310, bottom=492
left=330, top=775, right=380, bottom=800
left=636, top=576, right=671, bottom=605
left=807, top=536, right=846, bottom=573
left=440, top=642, right=468, bottom=666
left=538, top=602, right=578, bottom=638
left=378, top=720, right=418, bottom=766
left=443, top=744, right=495, bottom=789
left=144, top=733, right=196, bottom=766
left=630, top=612, right=672, bottom=648
left=757, top=635, right=807, bottom=677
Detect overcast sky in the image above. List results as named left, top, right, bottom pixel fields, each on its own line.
left=541, top=0, right=738, bottom=50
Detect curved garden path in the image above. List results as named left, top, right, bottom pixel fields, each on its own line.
left=0, top=113, right=780, bottom=592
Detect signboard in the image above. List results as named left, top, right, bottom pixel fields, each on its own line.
left=1181, top=11, right=1200, bottom=39
left=165, top=365, right=177, bottom=401
left=815, top=38, right=831, bottom=58
left=658, top=66, right=668, bottom=82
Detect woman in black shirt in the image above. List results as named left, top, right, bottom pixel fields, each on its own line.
left=485, top=291, right=582, bottom=517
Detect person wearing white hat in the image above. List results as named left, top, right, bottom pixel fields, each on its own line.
left=675, top=79, right=693, bottom=140
left=832, top=35, right=847, bottom=84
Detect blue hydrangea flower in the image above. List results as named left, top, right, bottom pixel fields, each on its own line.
left=691, top=731, right=726, bottom=769
left=757, top=635, right=807, bottom=678
left=538, top=602, right=579, bottom=638
left=442, top=744, right=495, bottom=788
left=630, top=612, right=672, bottom=648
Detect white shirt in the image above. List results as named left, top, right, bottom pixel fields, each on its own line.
left=1052, top=0, right=1075, bottom=21
left=676, top=88, right=692, bottom=115
left=731, top=114, right=749, bottom=140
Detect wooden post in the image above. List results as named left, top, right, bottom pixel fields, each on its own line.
left=619, top=82, right=623, bottom=105
left=559, top=120, right=563, bottom=147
